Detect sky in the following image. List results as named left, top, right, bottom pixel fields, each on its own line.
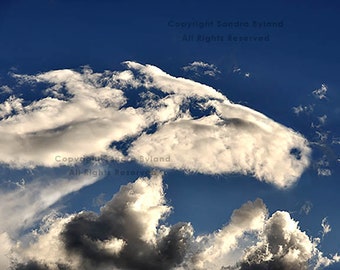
left=0, top=0, right=340, bottom=269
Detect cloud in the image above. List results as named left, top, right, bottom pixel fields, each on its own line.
left=0, top=95, right=24, bottom=118
left=0, top=62, right=311, bottom=188
left=231, top=66, right=251, bottom=78
left=0, top=166, right=103, bottom=236
left=0, top=85, right=13, bottom=95
left=4, top=173, right=337, bottom=270
left=15, top=214, right=77, bottom=270
left=292, top=82, right=339, bottom=178
left=318, top=115, right=327, bottom=125
left=9, top=172, right=194, bottom=270
left=292, top=104, right=314, bottom=115
left=300, top=201, right=313, bottom=215
left=232, top=66, right=241, bottom=73
left=190, top=198, right=268, bottom=270
left=313, top=84, right=328, bottom=100
left=0, top=67, right=148, bottom=168
left=0, top=233, right=12, bottom=269
left=239, top=211, right=315, bottom=270
left=182, top=61, right=221, bottom=77
left=317, top=168, right=332, bottom=176
left=129, top=101, right=311, bottom=188
left=92, top=193, right=107, bottom=207
left=321, top=217, right=331, bottom=237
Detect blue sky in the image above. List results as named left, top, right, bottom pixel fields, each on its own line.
left=0, top=1, right=340, bottom=269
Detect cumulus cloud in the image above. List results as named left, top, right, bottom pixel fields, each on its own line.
left=191, top=198, right=268, bottom=270
left=8, top=172, right=194, bottom=270
left=4, top=173, right=337, bottom=270
left=0, top=62, right=311, bottom=188
left=239, top=211, right=315, bottom=270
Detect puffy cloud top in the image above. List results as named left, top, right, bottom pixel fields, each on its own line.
left=4, top=173, right=337, bottom=270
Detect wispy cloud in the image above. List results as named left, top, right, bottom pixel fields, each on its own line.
left=232, top=65, right=251, bottom=78
left=0, top=85, right=13, bottom=95
left=313, top=84, right=328, bottom=100
left=300, top=201, right=313, bottom=215
left=0, top=165, right=104, bottom=237
left=321, top=217, right=332, bottom=237
left=182, top=61, right=221, bottom=77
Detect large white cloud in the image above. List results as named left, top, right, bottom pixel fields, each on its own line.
left=0, top=62, right=310, bottom=187
left=2, top=173, right=337, bottom=270
left=129, top=106, right=311, bottom=188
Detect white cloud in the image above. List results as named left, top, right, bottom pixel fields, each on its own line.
left=0, top=85, right=13, bottom=95
left=317, top=168, right=332, bottom=176
left=0, top=167, right=103, bottom=236
left=314, top=155, right=332, bottom=177
left=321, top=217, right=331, bottom=237
left=123, top=61, right=226, bottom=100
left=318, top=115, right=327, bottom=125
left=231, top=66, right=251, bottom=78
left=0, top=95, right=24, bottom=118
left=232, top=66, right=241, bottom=73
left=1, top=67, right=148, bottom=168
left=300, top=201, right=313, bottom=215
left=332, top=137, right=340, bottom=145
left=292, top=104, right=314, bottom=115
left=240, top=211, right=315, bottom=270
left=0, top=62, right=311, bottom=188
left=4, top=173, right=337, bottom=270
left=182, top=61, right=221, bottom=77
left=130, top=101, right=311, bottom=188
left=314, top=131, right=328, bottom=142
left=17, top=214, right=79, bottom=269
left=191, top=198, right=268, bottom=269
left=313, top=84, right=328, bottom=100
left=0, top=233, right=12, bottom=269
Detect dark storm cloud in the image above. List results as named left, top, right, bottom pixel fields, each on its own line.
left=59, top=173, right=193, bottom=270
left=15, top=261, right=70, bottom=270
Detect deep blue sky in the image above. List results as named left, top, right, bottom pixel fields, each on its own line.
left=1, top=0, right=340, bottom=268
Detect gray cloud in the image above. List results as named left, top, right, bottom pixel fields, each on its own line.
left=59, top=172, right=193, bottom=270
left=239, top=211, right=321, bottom=270
left=6, top=173, right=338, bottom=270
left=15, top=261, right=70, bottom=270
